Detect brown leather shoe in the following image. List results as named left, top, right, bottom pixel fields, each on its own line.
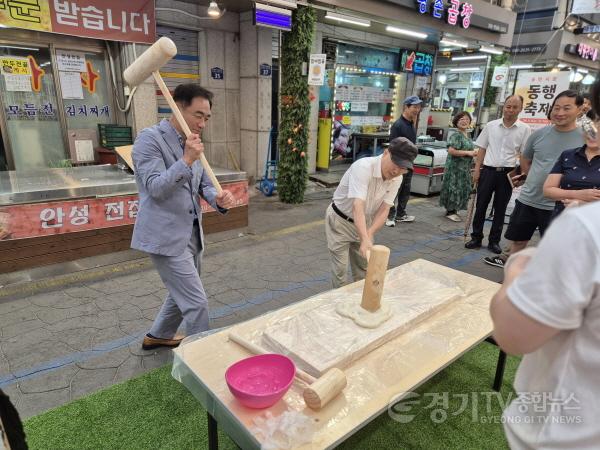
left=142, top=333, right=185, bottom=350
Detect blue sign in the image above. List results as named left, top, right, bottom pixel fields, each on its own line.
left=260, top=63, right=272, bottom=77
left=400, top=50, right=433, bottom=77
left=211, top=67, right=224, bottom=80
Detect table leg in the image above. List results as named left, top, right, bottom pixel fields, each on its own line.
left=485, top=337, right=507, bottom=392
left=207, top=412, right=218, bottom=450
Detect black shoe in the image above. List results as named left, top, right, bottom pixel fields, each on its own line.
left=465, top=239, right=482, bottom=249
left=483, top=255, right=506, bottom=268
left=488, top=243, right=502, bottom=254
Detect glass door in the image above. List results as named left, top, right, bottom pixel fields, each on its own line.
left=0, top=44, right=66, bottom=170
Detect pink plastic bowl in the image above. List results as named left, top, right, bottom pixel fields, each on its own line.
left=225, top=354, right=296, bottom=409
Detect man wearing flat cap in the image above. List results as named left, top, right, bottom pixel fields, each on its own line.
left=326, top=137, right=418, bottom=288
left=386, top=95, right=422, bottom=226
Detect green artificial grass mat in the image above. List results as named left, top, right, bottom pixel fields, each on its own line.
left=24, top=342, right=520, bottom=450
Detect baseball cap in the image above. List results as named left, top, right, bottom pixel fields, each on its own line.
left=388, top=137, right=418, bottom=170
left=403, top=95, right=423, bottom=106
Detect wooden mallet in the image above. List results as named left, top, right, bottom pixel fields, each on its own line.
left=123, top=37, right=222, bottom=194
left=229, top=332, right=347, bottom=410
left=361, top=245, right=390, bottom=312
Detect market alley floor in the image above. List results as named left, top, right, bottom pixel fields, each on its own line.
left=0, top=187, right=517, bottom=419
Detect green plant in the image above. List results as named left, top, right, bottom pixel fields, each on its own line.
left=48, top=159, right=73, bottom=168
left=483, top=54, right=509, bottom=108
left=277, top=6, right=316, bottom=204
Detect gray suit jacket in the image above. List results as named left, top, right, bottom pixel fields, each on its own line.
left=131, top=119, right=222, bottom=256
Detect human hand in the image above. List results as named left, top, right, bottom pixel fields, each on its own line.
left=576, top=189, right=600, bottom=203
left=183, top=134, right=203, bottom=166
left=472, top=169, right=480, bottom=184
left=359, top=237, right=373, bottom=259
left=562, top=199, right=581, bottom=208
left=216, top=190, right=236, bottom=209
left=511, top=174, right=526, bottom=187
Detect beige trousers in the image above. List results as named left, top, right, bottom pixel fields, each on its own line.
left=325, top=204, right=368, bottom=288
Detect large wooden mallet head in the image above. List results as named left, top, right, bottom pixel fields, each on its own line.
left=123, top=37, right=177, bottom=87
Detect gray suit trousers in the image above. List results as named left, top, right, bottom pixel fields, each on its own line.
left=148, top=222, right=209, bottom=338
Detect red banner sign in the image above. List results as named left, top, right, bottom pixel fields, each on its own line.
left=0, top=181, right=249, bottom=241
left=0, top=0, right=156, bottom=44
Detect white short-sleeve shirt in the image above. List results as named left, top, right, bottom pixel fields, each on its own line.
left=503, top=202, right=600, bottom=450
left=475, top=119, right=531, bottom=167
left=332, top=155, right=403, bottom=221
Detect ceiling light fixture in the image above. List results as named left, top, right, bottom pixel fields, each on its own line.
left=480, top=46, right=503, bottom=55
left=450, top=67, right=481, bottom=72
left=578, top=68, right=589, bottom=74
left=582, top=74, right=596, bottom=85
left=207, top=1, right=222, bottom=18
left=510, top=64, right=533, bottom=69
left=557, top=63, right=567, bottom=68
left=440, top=39, right=468, bottom=48
left=452, top=55, right=488, bottom=61
left=385, top=26, right=428, bottom=39
left=1, top=45, right=39, bottom=51
left=325, top=12, right=371, bottom=27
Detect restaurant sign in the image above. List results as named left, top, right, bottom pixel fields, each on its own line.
left=415, top=0, right=474, bottom=29
left=0, top=0, right=156, bottom=44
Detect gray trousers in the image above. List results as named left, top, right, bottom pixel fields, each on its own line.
left=325, top=204, right=368, bottom=288
left=148, top=222, right=209, bottom=338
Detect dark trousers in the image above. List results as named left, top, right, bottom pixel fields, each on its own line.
left=471, top=166, right=513, bottom=244
left=388, top=170, right=413, bottom=219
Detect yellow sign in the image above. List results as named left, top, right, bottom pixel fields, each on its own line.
left=341, top=116, right=351, bottom=125
left=0, top=0, right=52, bottom=32
left=0, top=56, right=31, bottom=75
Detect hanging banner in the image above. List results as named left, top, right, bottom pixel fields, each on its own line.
left=515, top=71, right=571, bottom=129
left=308, top=53, right=326, bottom=86
left=490, top=66, right=508, bottom=87
left=0, top=0, right=156, bottom=44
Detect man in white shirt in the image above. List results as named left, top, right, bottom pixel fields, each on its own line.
left=466, top=96, right=531, bottom=254
left=326, top=137, right=418, bottom=288
left=490, top=201, right=600, bottom=450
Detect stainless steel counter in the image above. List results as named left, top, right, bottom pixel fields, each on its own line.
left=0, top=165, right=247, bottom=206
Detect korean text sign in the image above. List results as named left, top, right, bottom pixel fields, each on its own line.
left=0, top=0, right=156, bottom=44
left=515, top=71, right=571, bottom=130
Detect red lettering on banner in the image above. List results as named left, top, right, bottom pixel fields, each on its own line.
left=49, top=0, right=156, bottom=44
left=0, top=181, right=249, bottom=241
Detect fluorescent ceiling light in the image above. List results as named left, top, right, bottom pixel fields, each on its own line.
left=510, top=64, right=533, bottom=69
left=573, top=72, right=584, bottom=83
left=582, top=74, right=596, bottom=85
left=557, top=63, right=567, bottom=68
left=325, top=12, right=370, bottom=27
left=1, top=45, right=39, bottom=51
left=259, top=0, right=297, bottom=8
left=385, top=26, right=427, bottom=39
left=450, top=67, right=481, bottom=72
left=578, top=68, right=589, bottom=74
left=480, top=46, right=503, bottom=55
left=452, top=55, right=488, bottom=61
left=440, top=39, right=468, bottom=48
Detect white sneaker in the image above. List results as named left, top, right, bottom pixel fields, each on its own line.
left=385, top=219, right=396, bottom=227
left=445, top=213, right=462, bottom=222
left=397, top=215, right=415, bottom=223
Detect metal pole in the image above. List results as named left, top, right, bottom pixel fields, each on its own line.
left=477, top=55, right=492, bottom=127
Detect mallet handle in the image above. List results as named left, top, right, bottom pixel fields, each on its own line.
left=228, top=332, right=316, bottom=384
left=152, top=71, right=223, bottom=195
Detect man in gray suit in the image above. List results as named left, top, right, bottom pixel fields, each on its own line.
left=131, top=84, right=235, bottom=350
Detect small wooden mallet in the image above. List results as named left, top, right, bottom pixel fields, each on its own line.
left=123, top=37, right=222, bottom=194
left=229, top=332, right=347, bottom=410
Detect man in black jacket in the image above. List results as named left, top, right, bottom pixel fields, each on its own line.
left=386, top=95, right=422, bottom=226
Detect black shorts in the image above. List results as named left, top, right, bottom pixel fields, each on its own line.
left=504, top=200, right=553, bottom=242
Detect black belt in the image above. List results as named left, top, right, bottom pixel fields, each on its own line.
left=332, top=203, right=354, bottom=223
left=483, top=165, right=515, bottom=173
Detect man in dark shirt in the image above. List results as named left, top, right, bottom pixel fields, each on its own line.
left=386, top=95, right=421, bottom=226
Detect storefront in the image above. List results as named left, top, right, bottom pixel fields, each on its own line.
left=0, top=0, right=255, bottom=273
left=309, top=0, right=517, bottom=173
